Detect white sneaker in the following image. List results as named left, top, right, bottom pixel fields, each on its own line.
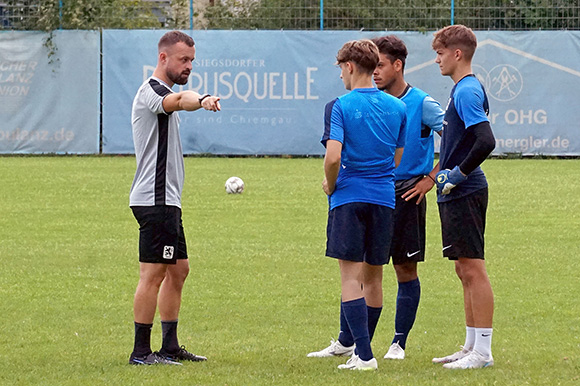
left=338, top=355, right=378, bottom=371
left=307, top=339, right=355, bottom=358
left=432, top=346, right=471, bottom=364
left=384, top=342, right=405, bottom=360
left=442, top=350, right=494, bottom=369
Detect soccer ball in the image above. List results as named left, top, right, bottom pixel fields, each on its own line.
left=225, top=176, right=244, bottom=194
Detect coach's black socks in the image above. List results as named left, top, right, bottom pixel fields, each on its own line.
left=160, top=320, right=180, bottom=354
left=132, top=322, right=153, bottom=358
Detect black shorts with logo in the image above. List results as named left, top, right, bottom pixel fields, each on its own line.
left=325, top=202, right=394, bottom=266
left=131, top=205, right=188, bottom=264
left=390, top=177, right=427, bottom=265
left=438, top=188, right=488, bottom=260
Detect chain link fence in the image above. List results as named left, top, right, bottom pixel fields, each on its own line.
left=1, top=0, right=579, bottom=31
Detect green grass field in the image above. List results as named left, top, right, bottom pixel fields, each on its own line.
left=0, top=156, right=579, bottom=385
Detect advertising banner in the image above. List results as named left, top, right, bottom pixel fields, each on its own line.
left=0, top=31, right=100, bottom=154
left=103, top=30, right=580, bottom=155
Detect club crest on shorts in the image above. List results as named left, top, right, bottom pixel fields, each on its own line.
left=163, top=245, right=175, bottom=259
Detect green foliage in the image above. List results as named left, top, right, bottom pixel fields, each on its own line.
left=0, top=156, right=579, bottom=385
left=3, top=0, right=187, bottom=30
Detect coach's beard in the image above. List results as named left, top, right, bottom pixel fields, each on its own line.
left=169, top=70, right=190, bottom=85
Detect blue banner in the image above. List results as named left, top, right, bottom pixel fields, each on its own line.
left=0, top=31, right=100, bottom=154
left=103, top=30, right=580, bottom=155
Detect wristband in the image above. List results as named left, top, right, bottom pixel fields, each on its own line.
left=198, top=94, right=211, bottom=104
left=426, top=174, right=436, bottom=183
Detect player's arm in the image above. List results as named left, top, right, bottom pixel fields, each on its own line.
left=323, top=139, right=342, bottom=195
left=163, top=91, right=221, bottom=113
left=458, top=121, right=495, bottom=175
left=402, top=161, right=440, bottom=204
left=402, top=97, right=444, bottom=203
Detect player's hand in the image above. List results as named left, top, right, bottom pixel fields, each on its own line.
left=201, top=96, right=221, bottom=112
left=402, top=176, right=435, bottom=204
left=436, top=165, right=467, bottom=195
left=322, top=177, right=335, bottom=196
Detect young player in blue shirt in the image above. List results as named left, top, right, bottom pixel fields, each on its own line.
left=308, top=39, right=406, bottom=371
left=371, top=35, right=444, bottom=360
left=431, top=25, right=496, bottom=369
left=308, top=35, right=444, bottom=364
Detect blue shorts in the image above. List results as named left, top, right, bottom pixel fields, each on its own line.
left=131, top=205, right=188, bottom=264
left=438, top=188, right=488, bottom=260
left=325, top=202, right=394, bottom=266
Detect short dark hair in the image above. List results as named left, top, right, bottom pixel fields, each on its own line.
left=158, top=31, right=195, bottom=52
left=432, top=25, right=477, bottom=60
left=336, top=39, right=379, bottom=75
left=372, top=35, right=408, bottom=70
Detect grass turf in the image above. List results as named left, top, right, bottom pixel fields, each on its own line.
left=0, top=157, right=578, bottom=385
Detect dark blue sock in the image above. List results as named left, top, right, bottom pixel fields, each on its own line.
left=342, top=298, right=373, bottom=361
left=393, top=278, right=421, bottom=349
left=338, top=302, right=354, bottom=347
left=367, top=305, right=383, bottom=342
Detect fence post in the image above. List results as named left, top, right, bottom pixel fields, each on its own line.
left=59, top=0, right=63, bottom=29
left=451, top=0, right=454, bottom=25
left=320, top=0, right=324, bottom=30
left=189, top=0, right=194, bottom=29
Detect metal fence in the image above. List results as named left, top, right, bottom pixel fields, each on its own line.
left=1, top=0, right=579, bottom=31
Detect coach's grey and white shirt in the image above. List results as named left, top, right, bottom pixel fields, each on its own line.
left=130, top=76, right=184, bottom=208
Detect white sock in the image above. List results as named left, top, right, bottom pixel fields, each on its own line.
left=474, top=328, right=493, bottom=357
left=464, top=326, right=476, bottom=351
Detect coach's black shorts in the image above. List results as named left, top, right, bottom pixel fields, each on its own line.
left=438, top=188, right=488, bottom=260
left=131, top=205, right=188, bottom=264
left=390, top=181, right=426, bottom=265
left=326, top=202, right=394, bottom=266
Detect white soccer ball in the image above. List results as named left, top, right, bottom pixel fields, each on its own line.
left=225, top=176, right=244, bottom=194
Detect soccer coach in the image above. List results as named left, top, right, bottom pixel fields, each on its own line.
left=128, top=31, right=220, bottom=365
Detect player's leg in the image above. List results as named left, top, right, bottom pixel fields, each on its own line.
left=386, top=194, right=424, bottom=359
left=362, top=262, right=383, bottom=347
left=308, top=204, right=361, bottom=359
left=338, top=259, right=377, bottom=370
left=386, top=262, right=420, bottom=359
left=437, top=189, right=494, bottom=369
left=442, top=257, right=494, bottom=369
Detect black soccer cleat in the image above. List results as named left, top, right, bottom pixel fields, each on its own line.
left=161, top=345, right=207, bottom=362
left=129, top=351, right=183, bottom=365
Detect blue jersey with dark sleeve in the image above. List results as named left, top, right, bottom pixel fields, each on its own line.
left=439, top=75, right=490, bottom=202
left=321, top=88, right=407, bottom=210
left=395, top=86, right=444, bottom=181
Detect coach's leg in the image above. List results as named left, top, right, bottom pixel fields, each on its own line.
left=158, top=259, right=190, bottom=320
left=158, top=259, right=190, bottom=354
left=132, top=263, right=168, bottom=358
left=134, top=263, right=169, bottom=323
left=391, top=262, right=420, bottom=350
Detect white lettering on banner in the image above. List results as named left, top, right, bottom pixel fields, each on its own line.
left=0, top=61, right=38, bottom=72
left=0, top=61, right=38, bottom=100
left=504, top=109, right=547, bottom=125
left=142, top=65, right=319, bottom=103
left=0, top=127, right=75, bottom=142
left=194, top=59, right=266, bottom=68
left=0, top=86, right=29, bottom=96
